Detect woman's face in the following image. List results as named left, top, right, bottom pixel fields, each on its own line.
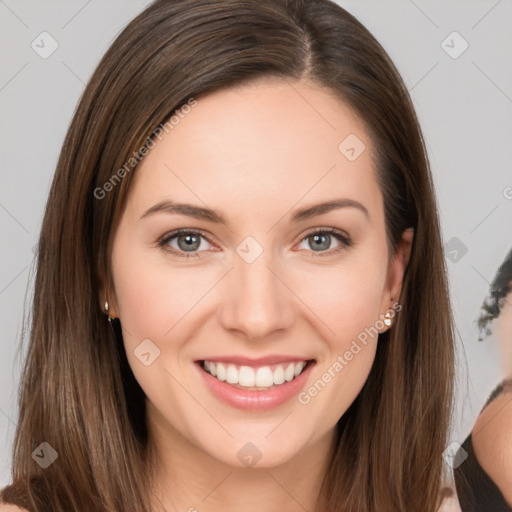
left=495, top=291, right=512, bottom=344
left=107, top=77, right=412, bottom=469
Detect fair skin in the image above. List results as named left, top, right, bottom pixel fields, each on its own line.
left=437, top=489, right=462, bottom=512
left=471, top=289, right=512, bottom=506
left=471, top=388, right=512, bottom=507
left=436, top=290, right=512, bottom=511
left=495, top=291, right=512, bottom=378
left=102, top=77, right=413, bottom=512
left=2, top=78, right=413, bottom=512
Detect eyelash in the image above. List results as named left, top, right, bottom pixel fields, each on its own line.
left=156, top=227, right=352, bottom=259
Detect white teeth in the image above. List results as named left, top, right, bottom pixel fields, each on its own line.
left=273, top=365, right=285, bottom=385
left=284, top=363, right=295, bottom=382
left=255, top=366, right=273, bottom=387
left=202, top=360, right=308, bottom=388
left=226, top=364, right=238, bottom=384
left=216, top=362, right=226, bottom=381
left=239, top=366, right=255, bottom=387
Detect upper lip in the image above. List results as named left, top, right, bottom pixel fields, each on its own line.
left=196, top=355, right=315, bottom=367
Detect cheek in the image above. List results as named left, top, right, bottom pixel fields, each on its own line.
left=114, top=273, right=202, bottom=352
left=110, top=242, right=205, bottom=402
left=290, top=252, right=386, bottom=415
left=495, top=305, right=512, bottom=341
left=291, top=255, right=387, bottom=343
left=110, top=237, right=193, bottom=346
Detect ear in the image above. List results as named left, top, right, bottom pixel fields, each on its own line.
left=379, top=228, right=414, bottom=331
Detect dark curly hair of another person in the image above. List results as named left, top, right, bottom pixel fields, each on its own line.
left=476, top=247, right=512, bottom=341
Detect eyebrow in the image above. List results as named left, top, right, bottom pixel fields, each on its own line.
left=139, top=198, right=369, bottom=225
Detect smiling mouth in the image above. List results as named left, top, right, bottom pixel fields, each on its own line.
left=197, top=359, right=316, bottom=390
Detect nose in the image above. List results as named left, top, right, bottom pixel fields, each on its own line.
left=217, top=246, right=296, bottom=340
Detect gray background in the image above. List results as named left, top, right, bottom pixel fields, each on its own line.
left=1, top=0, right=511, bottom=489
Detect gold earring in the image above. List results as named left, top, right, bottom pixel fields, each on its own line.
left=383, top=310, right=393, bottom=327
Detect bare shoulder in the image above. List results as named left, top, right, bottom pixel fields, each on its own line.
left=436, top=486, right=462, bottom=512
left=0, top=503, right=30, bottom=512
left=472, top=388, right=512, bottom=506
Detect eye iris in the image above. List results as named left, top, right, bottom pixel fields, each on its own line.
left=178, top=233, right=200, bottom=251
left=310, top=233, right=330, bottom=251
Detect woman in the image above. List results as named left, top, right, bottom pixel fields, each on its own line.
left=477, top=247, right=512, bottom=375
left=454, top=248, right=512, bottom=510
left=0, top=0, right=456, bottom=510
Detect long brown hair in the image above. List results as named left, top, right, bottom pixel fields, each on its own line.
left=1, top=1, right=455, bottom=510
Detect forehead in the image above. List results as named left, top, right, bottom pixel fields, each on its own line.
left=127, top=77, right=382, bottom=225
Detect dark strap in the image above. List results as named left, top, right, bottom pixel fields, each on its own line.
left=453, top=379, right=512, bottom=511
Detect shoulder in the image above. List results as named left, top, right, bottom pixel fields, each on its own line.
left=436, top=487, right=462, bottom=512
left=471, top=384, right=512, bottom=506
left=0, top=504, right=30, bottom=512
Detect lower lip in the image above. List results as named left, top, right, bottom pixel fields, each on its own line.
left=195, top=360, right=316, bottom=411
